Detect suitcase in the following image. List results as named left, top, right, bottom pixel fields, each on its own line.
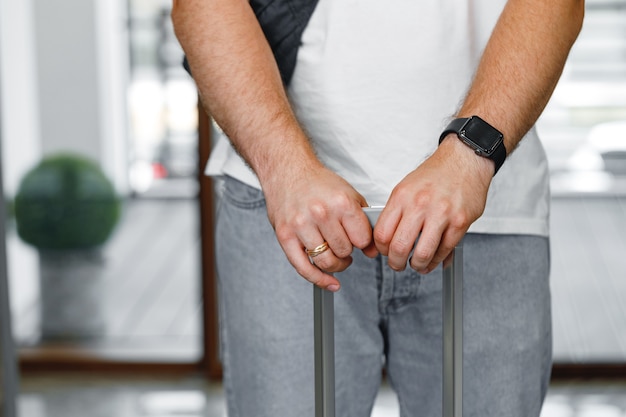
left=313, top=220, right=463, bottom=417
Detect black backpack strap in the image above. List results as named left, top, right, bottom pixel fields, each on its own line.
left=183, top=0, right=319, bottom=86
left=250, top=0, right=319, bottom=86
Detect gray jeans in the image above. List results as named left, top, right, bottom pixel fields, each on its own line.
left=215, top=176, right=552, bottom=417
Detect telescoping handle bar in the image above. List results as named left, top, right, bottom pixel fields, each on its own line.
left=314, top=285, right=335, bottom=417
left=443, top=242, right=463, bottom=417
left=314, top=242, right=463, bottom=417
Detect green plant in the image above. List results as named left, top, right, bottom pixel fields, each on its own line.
left=14, top=153, right=121, bottom=250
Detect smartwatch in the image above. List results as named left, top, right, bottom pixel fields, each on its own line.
left=439, top=116, right=507, bottom=175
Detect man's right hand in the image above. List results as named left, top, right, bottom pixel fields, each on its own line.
left=264, top=163, right=377, bottom=292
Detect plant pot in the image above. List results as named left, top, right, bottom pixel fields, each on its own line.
left=39, top=248, right=106, bottom=340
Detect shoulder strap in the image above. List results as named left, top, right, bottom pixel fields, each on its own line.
left=183, top=0, right=318, bottom=86
left=250, top=0, right=319, bottom=86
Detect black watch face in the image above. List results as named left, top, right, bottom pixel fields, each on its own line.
left=461, top=116, right=503, bottom=154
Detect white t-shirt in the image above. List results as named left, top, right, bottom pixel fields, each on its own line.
left=206, top=0, right=550, bottom=236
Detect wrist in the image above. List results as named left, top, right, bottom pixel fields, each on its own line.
left=257, top=143, right=324, bottom=194
left=438, top=134, right=495, bottom=181
left=438, top=116, right=506, bottom=175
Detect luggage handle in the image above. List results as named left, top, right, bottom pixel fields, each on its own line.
left=314, top=242, right=464, bottom=417
left=314, top=285, right=335, bottom=417
left=443, top=242, right=463, bottom=417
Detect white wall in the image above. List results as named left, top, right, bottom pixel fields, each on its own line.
left=95, top=0, right=131, bottom=195
left=0, top=0, right=41, bottom=327
left=34, top=0, right=101, bottom=160
left=0, top=0, right=41, bottom=197
left=1, top=0, right=129, bottom=195
left=32, top=0, right=130, bottom=193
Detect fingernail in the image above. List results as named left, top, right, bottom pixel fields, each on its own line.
left=327, top=284, right=340, bottom=292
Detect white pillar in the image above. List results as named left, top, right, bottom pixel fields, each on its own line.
left=0, top=0, right=42, bottom=325
left=0, top=0, right=41, bottom=196
left=33, top=0, right=129, bottom=194
left=95, top=0, right=130, bottom=195
left=34, top=0, right=101, bottom=159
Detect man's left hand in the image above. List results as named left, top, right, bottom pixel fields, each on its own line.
left=373, top=135, right=495, bottom=273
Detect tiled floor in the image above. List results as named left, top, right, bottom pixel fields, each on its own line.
left=550, top=196, right=626, bottom=362
left=16, top=373, right=626, bottom=417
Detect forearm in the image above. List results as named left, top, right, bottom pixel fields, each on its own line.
left=173, top=0, right=375, bottom=290
left=171, top=0, right=321, bottom=187
left=459, top=0, right=584, bottom=152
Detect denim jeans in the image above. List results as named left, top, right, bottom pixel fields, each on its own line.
left=215, top=176, right=552, bottom=417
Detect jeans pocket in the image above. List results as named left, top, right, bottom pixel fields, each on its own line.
left=221, top=175, right=266, bottom=210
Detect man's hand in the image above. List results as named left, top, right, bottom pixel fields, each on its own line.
left=374, top=136, right=493, bottom=274
left=264, top=163, right=377, bottom=292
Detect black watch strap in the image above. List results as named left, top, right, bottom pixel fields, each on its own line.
left=439, top=117, right=507, bottom=175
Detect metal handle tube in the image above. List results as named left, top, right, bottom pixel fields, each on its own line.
left=314, top=285, right=335, bottom=417
left=443, top=244, right=463, bottom=417
left=313, top=242, right=462, bottom=417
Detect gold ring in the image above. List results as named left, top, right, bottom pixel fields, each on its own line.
left=306, top=241, right=329, bottom=258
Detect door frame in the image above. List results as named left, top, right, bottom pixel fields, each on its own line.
left=198, top=102, right=222, bottom=379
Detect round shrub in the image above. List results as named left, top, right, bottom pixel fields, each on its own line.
left=14, top=153, right=121, bottom=249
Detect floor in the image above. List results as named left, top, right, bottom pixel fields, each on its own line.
left=15, top=373, right=626, bottom=417
left=550, top=195, right=626, bottom=362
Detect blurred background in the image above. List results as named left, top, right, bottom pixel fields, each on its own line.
left=1, top=0, right=625, bottom=416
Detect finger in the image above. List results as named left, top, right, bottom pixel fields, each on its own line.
left=372, top=206, right=402, bottom=256
left=386, top=214, right=423, bottom=271
left=298, top=228, right=352, bottom=273
left=310, top=198, right=372, bottom=254
left=348, top=205, right=377, bottom=257
left=340, top=207, right=374, bottom=251
left=282, top=238, right=342, bottom=291
left=312, top=251, right=353, bottom=273
left=361, top=240, right=379, bottom=258
left=420, top=227, right=465, bottom=274
left=317, top=218, right=354, bottom=259
left=307, top=240, right=353, bottom=274
left=409, top=221, right=446, bottom=273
